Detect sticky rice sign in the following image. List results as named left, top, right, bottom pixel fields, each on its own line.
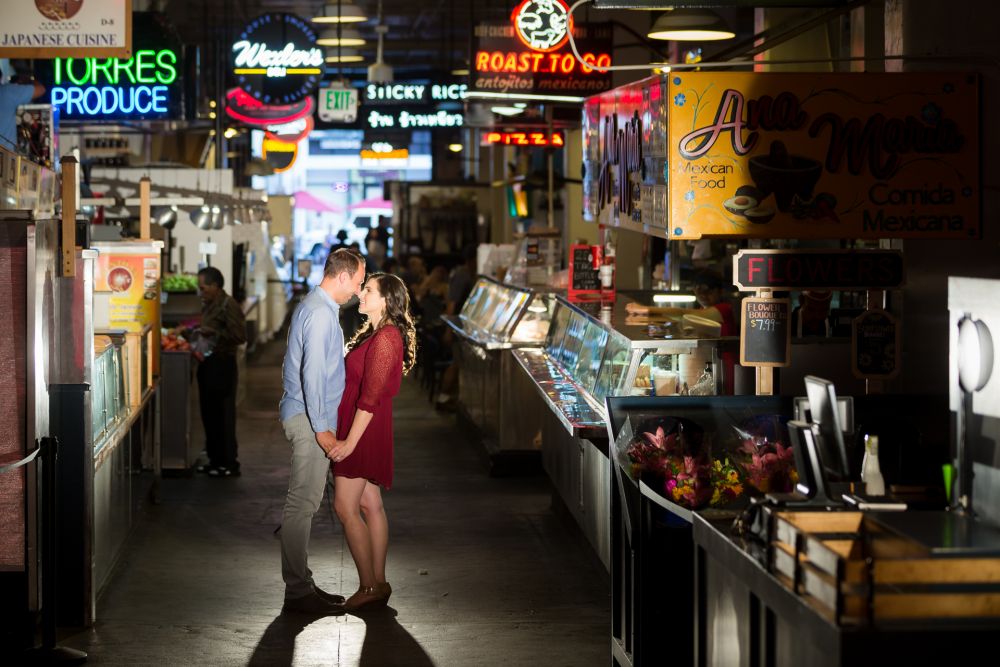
left=0, top=0, right=132, bottom=58
left=667, top=72, right=979, bottom=240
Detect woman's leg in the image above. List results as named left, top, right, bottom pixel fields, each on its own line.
left=332, top=476, right=375, bottom=587
left=359, top=482, right=388, bottom=584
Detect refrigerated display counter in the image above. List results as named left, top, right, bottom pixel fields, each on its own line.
left=512, top=295, right=737, bottom=570
left=442, top=276, right=557, bottom=474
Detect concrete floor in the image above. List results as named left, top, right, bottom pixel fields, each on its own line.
left=61, top=337, right=610, bottom=666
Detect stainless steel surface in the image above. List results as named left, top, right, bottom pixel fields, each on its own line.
left=160, top=352, right=196, bottom=470
left=498, top=352, right=545, bottom=453
left=444, top=315, right=517, bottom=350
left=53, top=250, right=97, bottom=386
left=511, top=348, right=606, bottom=438
left=93, top=431, right=131, bottom=595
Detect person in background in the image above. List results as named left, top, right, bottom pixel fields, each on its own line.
left=400, top=256, right=427, bottom=295
left=327, top=272, right=416, bottom=611
left=414, top=265, right=449, bottom=324
left=195, top=267, right=247, bottom=477
left=792, top=290, right=833, bottom=337
left=446, top=245, right=477, bottom=317
left=0, top=59, right=45, bottom=152
left=278, top=248, right=366, bottom=615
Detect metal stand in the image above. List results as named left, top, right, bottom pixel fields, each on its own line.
left=22, top=437, right=87, bottom=665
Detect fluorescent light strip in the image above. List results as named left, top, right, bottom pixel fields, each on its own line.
left=466, top=91, right=585, bottom=104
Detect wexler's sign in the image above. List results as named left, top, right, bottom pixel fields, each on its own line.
left=583, top=72, right=980, bottom=240
left=0, top=0, right=132, bottom=57
left=471, top=0, right=612, bottom=96
left=232, top=13, right=325, bottom=105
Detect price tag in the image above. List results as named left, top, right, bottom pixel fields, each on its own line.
left=740, top=297, right=791, bottom=367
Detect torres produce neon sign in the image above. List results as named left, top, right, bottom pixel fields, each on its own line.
left=49, top=49, right=179, bottom=117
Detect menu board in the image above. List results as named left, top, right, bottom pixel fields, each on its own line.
left=740, top=297, right=791, bottom=367
left=852, top=310, right=900, bottom=379
left=568, top=244, right=601, bottom=301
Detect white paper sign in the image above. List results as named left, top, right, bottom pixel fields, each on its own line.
left=0, top=0, right=132, bottom=57
left=318, top=85, right=358, bottom=123
left=198, top=242, right=218, bottom=256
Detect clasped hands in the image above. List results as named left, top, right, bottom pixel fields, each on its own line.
left=316, top=430, right=355, bottom=463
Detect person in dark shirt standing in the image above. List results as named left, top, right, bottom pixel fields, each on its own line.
left=196, top=267, right=247, bottom=477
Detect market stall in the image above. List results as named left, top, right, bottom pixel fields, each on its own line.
left=443, top=276, right=557, bottom=475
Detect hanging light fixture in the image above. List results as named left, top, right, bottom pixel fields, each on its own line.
left=313, top=2, right=367, bottom=23
left=647, top=9, right=735, bottom=41
left=491, top=105, right=524, bottom=117
left=317, top=28, right=367, bottom=46
left=326, top=47, right=365, bottom=63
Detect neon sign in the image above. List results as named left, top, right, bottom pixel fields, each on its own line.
left=48, top=49, right=180, bottom=119
left=512, top=0, right=572, bottom=52
left=483, top=131, right=564, bottom=147
left=366, top=109, right=463, bottom=129
left=233, top=14, right=325, bottom=104
left=475, top=51, right=609, bottom=74
left=364, top=83, right=468, bottom=104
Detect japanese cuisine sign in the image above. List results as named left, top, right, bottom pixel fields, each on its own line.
left=0, top=0, right=132, bottom=58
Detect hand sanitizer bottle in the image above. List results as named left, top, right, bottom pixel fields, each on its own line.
left=862, top=434, right=885, bottom=496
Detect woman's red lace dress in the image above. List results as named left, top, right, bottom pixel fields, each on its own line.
left=333, top=325, right=403, bottom=489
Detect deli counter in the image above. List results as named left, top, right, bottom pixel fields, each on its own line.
left=512, top=295, right=737, bottom=569
left=443, top=276, right=557, bottom=475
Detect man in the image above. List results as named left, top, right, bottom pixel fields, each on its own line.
left=195, top=267, right=247, bottom=477
left=278, top=248, right=365, bottom=614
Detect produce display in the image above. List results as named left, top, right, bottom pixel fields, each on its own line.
left=162, top=273, right=199, bottom=293
left=160, top=328, right=192, bottom=352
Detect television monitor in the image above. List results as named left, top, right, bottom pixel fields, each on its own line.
left=804, top=376, right=851, bottom=481
left=785, top=420, right=829, bottom=500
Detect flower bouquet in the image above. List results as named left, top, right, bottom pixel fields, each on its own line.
left=622, top=418, right=714, bottom=510
left=732, top=414, right=798, bottom=495
left=710, top=458, right=744, bottom=507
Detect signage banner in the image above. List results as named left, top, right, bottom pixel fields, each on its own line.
left=471, top=1, right=612, bottom=97
left=364, top=107, right=463, bottom=130
left=95, top=251, right=160, bottom=331
left=0, top=0, right=132, bottom=58
left=34, top=12, right=184, bottom=121
left=232, top=13, right=324, bottom=105
left=362, top=82, right=467, bottom=105
left=481, top=130, right=563, bottom=147
left=666, top=72, right=979, bottom=240
left=584, top=72, right=980, bottom=240
left=318, top=85, right=358, bottom=123
left=732, top=249, right=905, bottom=291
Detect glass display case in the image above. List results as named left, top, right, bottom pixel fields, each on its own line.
left=92, top=333, right=128, bottom=455
left=443, top=276, right=559, bottom=470
left=514, top=295, right=737, bottom=438
left=451, top=276, right=554, bottom=348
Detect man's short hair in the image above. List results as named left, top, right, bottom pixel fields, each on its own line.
left=324, top=247, right=364, bottom=278
left=198, top=266, right=225, bottom=289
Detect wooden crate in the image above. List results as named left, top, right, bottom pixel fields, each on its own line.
left=771, top=510, right=1000, bottom=625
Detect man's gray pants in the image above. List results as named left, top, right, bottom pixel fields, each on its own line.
left=280, top=413, right=331, bottom=600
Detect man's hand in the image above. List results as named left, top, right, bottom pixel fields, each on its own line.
left=327, top=439, right=356, bottom=464
left=315, top=430, right=337, bottom=458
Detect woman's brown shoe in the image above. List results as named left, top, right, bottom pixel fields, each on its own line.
left=344, top=585, right=386, bottom=612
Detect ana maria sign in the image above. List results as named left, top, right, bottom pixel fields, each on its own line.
left=232, top=14, right=324, bottom=105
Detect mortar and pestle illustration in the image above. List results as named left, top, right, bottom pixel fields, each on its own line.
left=748, top=140, right=823, bottom=212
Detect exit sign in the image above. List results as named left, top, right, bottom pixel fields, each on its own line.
left=318, top=85, right=358, bottom=122
left=481, top=130, right=564, bottom=147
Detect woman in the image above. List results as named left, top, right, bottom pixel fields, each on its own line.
left=327, top=273, right=417, bottom=611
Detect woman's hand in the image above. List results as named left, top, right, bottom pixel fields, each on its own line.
left=328, top=439, right=356, bottom=463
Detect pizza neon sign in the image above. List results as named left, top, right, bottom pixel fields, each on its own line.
left=512, top=0, right=572, bottom=52
left=483, top=131, right=564, bottom=147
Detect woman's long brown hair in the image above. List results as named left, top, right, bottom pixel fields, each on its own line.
left=346, top=272, right=417, bottom=375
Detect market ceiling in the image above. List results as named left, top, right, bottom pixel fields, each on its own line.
left=160, top=0, right=518, bottom=79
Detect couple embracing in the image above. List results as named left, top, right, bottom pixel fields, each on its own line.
left=278, top=248, right=416, bottom=614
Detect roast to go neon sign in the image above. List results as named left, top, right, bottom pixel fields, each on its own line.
left=474, top=50, right=610, bottom=74
left=50, top=49, right=178, bottom=117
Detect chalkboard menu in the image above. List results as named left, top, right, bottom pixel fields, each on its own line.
left=852, top=310, right=900, bottom=379
left=568, top=244, right=601, bottom=301
left=740, top=297, right=791, bottom=367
